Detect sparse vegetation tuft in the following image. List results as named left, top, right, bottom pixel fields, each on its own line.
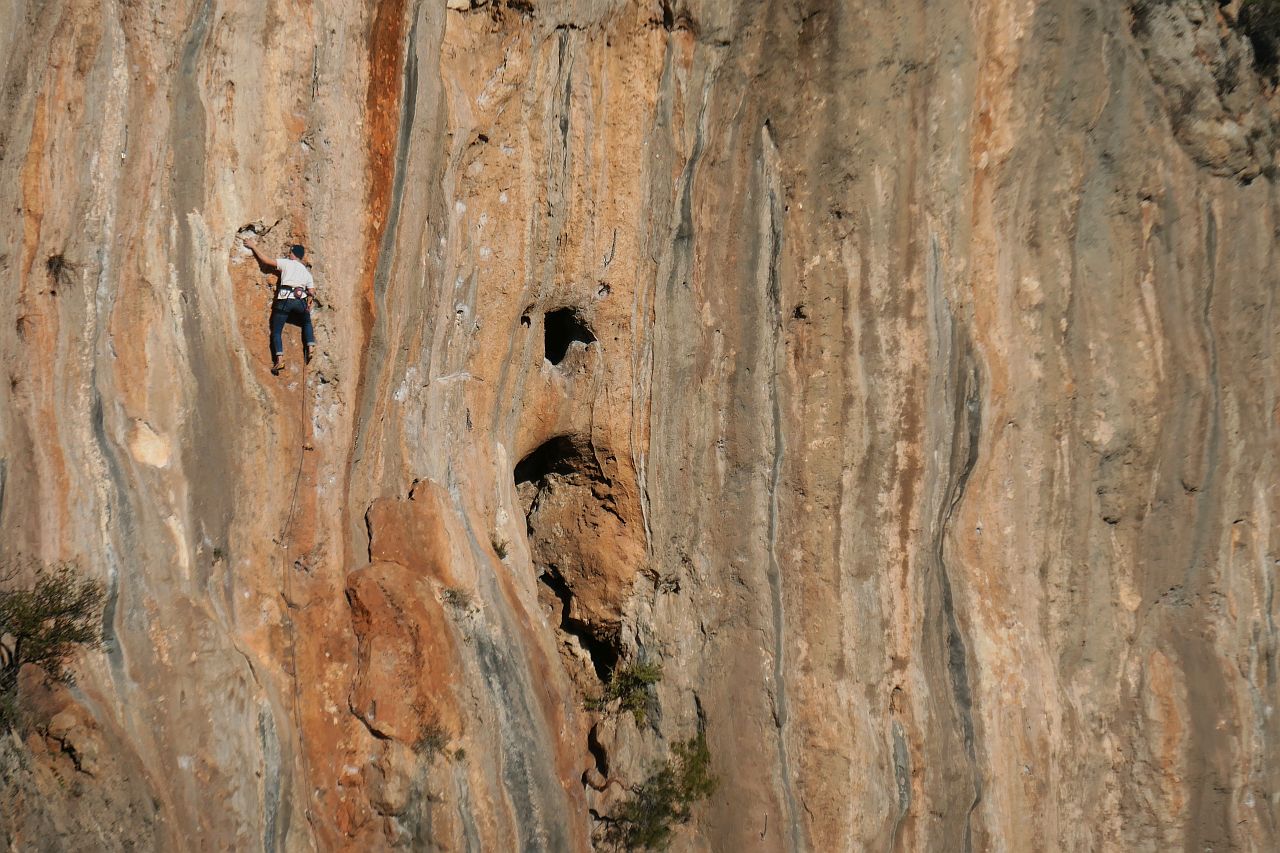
left=413, top=718, right=449, bottom=758
left=0, top=561, right=106, bottom=728
left=585, top=661, right=662, bottom=725
left=599, top=733, right=717, bottom=851
left=44, top=254, right=72, bottom=283
left=491, top=535, right=509, bottom=560
left=441, top=587, right=473, bottom=610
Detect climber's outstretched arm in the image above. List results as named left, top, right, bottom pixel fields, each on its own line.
left=244, top=240, right=278, bottom=272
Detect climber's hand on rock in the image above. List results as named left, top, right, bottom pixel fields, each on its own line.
left=243, top=241, right=278, bottom=270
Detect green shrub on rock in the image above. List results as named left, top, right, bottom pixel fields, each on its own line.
left=600, top=733, right=717, bottom=851
left=585, top=661, right=662, bottom=725
left=0, top=561, right=105, bottom=728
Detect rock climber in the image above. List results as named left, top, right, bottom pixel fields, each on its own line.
left=245, top=240, right=315, bottom=375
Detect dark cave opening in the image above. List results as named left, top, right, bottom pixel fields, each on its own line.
left=543, top=308, right=596, bottom=365
left=514, top=435, right=583, bottom=486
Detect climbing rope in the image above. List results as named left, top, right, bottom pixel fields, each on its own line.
left=278, top=360, right=319, bottom=834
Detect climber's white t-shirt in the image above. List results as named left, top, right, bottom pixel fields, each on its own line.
left=275, top=257, right=315, bottom=300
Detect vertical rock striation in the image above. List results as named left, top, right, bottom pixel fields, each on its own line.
left=0, top=0, right=1277, bottom=849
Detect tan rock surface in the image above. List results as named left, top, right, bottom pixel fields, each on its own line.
left=0, top=0, right=1278, bottom=849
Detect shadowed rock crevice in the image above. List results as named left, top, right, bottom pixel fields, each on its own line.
left=514, top=435, right=637, bottom=691
left=584, top=723, right=610, bottom=790
left=537, top=564, right=620, bottom=682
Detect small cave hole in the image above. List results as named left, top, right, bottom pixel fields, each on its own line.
left=660, top=0, right=674, bottom=31
left=543, top=308, right=596, bottom=365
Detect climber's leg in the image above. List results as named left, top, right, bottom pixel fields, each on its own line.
left=299, top=305, right=315, bottom=364
left=269, top=304, right=288, bottom=372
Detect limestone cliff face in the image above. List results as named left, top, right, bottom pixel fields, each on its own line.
left=1, top=0, right=1278, bottom=849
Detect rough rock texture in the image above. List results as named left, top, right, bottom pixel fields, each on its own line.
left=0, top=0, right=1278, bottom=849
left=1132, top=0, right=1280, bottom=180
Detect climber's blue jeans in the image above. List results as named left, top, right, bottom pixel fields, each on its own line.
left=270, top=299, right=314, bottom=358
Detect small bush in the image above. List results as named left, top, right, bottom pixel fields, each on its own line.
left=44, top=254, right=73, bottom=284
left=441, top=587, right=472, bottom=610
left=413, top=717, right=449, bottom=758
left=491, top=535, right=509, bottom=560
left=0, top=562, right=105, bottom=728
left=600, top=733, right=717, bottom=851
left=585, top=661, right=663, bottom=725
left=407, top=698, right=450, bottom=758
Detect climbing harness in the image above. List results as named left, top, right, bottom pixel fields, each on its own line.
left=278, top=285, right=311, bottom=300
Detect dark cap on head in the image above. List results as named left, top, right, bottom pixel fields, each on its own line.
left=291, top=245, right=305, bottom=259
